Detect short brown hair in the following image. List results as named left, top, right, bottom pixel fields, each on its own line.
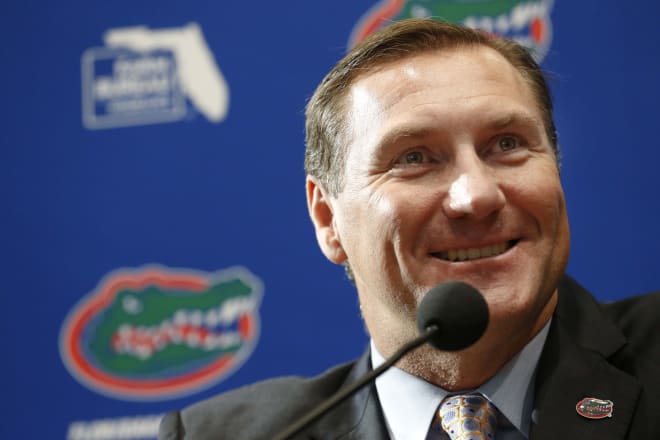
left=304, top=18, right=558, bottom=196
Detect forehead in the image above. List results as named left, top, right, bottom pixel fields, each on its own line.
left=345, top=46, right=541, bottom=146
left=352, top=45, right=530, bottom=100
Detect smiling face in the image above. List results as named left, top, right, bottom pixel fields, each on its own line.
left=307, top=46, right=570, bottom=383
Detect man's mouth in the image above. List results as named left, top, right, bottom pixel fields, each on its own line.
left=431, top=240, right=518, bottom=262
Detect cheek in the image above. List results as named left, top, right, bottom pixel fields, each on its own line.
left=337, top=185, right=434, bottom=261
left=333, top=189, right=398, bottom=258
left=507, top=168, right=571, bottom=278
left=373, top=186, right=440, bottom=239
left=508, top=164, right=565, bottom=228
left=533, top=183, right=566, bottom=235
left=549, top=187, right=571, bottom=259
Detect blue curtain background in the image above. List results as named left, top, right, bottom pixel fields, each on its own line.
left=3, top=1, right=659, bottom=438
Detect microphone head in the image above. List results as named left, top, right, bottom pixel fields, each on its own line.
left=416, top=281, right=489, bottom=351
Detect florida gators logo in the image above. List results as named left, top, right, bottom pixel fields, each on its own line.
left=350, top=0, right=554, bottom=62
left=576, top=397, right=614, bottom=419
left=59, top=265, right=263, bottom=400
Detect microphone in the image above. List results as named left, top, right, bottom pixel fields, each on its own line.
left=272, top=281, right=489, bottom=440
left=417, top=280, right=489, bottom=351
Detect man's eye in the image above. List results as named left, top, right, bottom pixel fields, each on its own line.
left=403, top=151, right=425, bottom=164
left=497, top=136, right=520, bottom=151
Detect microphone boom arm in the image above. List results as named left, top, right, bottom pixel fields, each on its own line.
left=272, top=325, right=440, bottom=440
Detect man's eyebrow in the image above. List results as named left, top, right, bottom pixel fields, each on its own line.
left=487, top=112, right=543, bottom=131
left=377, top=126, right=432, bottom=149
left=376, top=112, right=543, bottom=149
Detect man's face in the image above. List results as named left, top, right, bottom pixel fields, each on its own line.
left=307, top=46, right=570, bottom=358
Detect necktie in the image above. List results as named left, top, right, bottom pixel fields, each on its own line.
left=433, top=394, right=498, bottom=440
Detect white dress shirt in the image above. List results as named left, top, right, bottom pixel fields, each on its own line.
left=372, top=321, right=550, bottom=440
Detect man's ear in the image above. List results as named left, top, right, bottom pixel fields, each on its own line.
left=306, top=176, right=347, bottom=264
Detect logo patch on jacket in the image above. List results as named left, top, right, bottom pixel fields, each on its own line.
left=59, top=265, right=263, bottom=400
left=576, top=397, right=614, bottom=419
left=349, top=0, right=554, bottom=62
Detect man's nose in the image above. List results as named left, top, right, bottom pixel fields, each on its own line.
left=442, top=156, right=506, bottom=220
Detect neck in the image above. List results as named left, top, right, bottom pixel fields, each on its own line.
left=374, top=291, right=557, bottom=391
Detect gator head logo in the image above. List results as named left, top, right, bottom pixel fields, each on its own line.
left=59, top=265, right=263, bottom=400
left=350, top=0, right=554, bottom=62
left=576, top=397, right=614, bottom=419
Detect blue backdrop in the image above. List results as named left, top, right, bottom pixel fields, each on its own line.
left=3, top=1, right=659, bottom=438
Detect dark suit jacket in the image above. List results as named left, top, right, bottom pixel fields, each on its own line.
left=159, top=276, right=660, bottom=439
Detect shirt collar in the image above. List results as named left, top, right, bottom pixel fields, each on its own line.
left=372, top=320, right=550, bottom=440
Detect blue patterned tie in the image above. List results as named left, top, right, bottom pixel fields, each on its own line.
left=432, top=394, right=498, bottom=440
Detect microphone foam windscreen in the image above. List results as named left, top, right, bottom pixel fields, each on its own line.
left=416, top=281, right=489, bottom=351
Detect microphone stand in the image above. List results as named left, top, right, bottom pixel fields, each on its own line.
left=272, top=325, right=440, bottom=440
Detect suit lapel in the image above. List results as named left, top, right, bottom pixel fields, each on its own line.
left=530, top=277, right=641, bottom=440
left=305, top=349, right=390, bottom=440
left=294, top=277, right=643, bottom=440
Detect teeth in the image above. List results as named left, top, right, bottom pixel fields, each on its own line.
left=464, top=1, right=550, bottom=33
left=169, top=298, right=256, bottom=328
left=189, top=310, right=203, bottom=327
left=205, top=309, right=219, bottom=327
left=111, top=297, right=257, bottom=360
left=439, top=242, right=511, bottom=262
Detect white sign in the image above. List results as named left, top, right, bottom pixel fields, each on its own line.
left=82, top=23, right=229, bottom=129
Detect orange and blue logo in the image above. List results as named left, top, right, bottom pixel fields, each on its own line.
left=59, top=265, right=262, bottom=400
left=576, top=397, right=614, bottom=419
left=350, top=0, right=554, bottom=62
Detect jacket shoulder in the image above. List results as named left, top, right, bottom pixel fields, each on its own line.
left=164, top=360, right=356, bottom=439
left=600, top=291, right=660, bottom=367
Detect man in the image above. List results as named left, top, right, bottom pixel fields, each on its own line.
left=159, top=19, right=660, bottom=439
